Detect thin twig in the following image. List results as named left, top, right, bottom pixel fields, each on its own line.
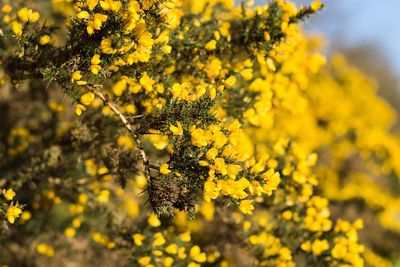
left=88, top=87, right=152, bottom=187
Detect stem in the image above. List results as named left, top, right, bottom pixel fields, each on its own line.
left=89, top=88, right=152, bottom=187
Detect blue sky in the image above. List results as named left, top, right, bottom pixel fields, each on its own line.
left=252, top=0, right=400, bottom=75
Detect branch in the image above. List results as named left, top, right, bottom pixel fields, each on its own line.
left=89, top=87, right=152, bottom=187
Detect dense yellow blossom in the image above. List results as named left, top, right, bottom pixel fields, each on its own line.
left=0, top=0, right=399, bottom=266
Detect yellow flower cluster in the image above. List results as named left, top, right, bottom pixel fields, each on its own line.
left=36, top=243, right=55, bottom=257
left=1, top=0, right=399, bottom=265
left=131, top=214, right=220, bottom=267
left=1, top=188, right=23, bottom=224
left=9, top=7, right=40, bottom=36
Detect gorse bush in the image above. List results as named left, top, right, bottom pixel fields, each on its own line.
left=0, top=0, right=399, bottom=266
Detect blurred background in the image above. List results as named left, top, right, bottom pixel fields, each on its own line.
left=255, top=0, right=400, bottom=115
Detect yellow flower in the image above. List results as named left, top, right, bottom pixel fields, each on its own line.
left=160, top=163, right=172, bottom=174
left=353, top=219, right=364, bottom=230
left=87, top=0, right=99, bottom=10
left=100, top=38, right=115, bottom=54
left=213, top=158, right=227, bottom=175
left=152, top=232, right=166, bottom=246
left=226, top=164, right=241, bottom=179
left=138, top=256, right=151, bottom=266
left=311, top=239, right=329, bottom=256
left=240, top=68, right=253, bottom=80
left=163, top=257, right=174, bottom=267
left=117, top=135, right=134, bottom=149
left=139, top=73, right=155, bottom=92
left=189, top=245, right=206, bottom=263
left=205, top=57, right=222, bottom=80
left=71, top=218, right=81, bottom=228
left=87, top=13, right=108, bottom=35
left=87, top=23, right=97, bottom=35
left=97, top=189, right=110, bottom=203
left=91, top=54, right=101, bottom=65
left=281, top=210, right=292, bottom=220
left=3, top=188, right=16, bottom=201
left=77, top=11, right=90, bottom=19
left=90, top=65, right=102, bottom=74
left=148, top=213, right=161, bottom=227
left=301, top=241, right=312, bottom=252
left=209, top=85, right=216, bottom=99
left=117, top=135, right=135, bottom=149
left=36, top=243, right=55, bottom=257
left=76, top=81, right=87, bottom=86
left=205, top=40, right=217, bottom=50
left=64, top=227, right=76, bottom=238
left=153, top=249, right=162, bottom=256
left=169, top=122, right=183, bottom=135
left=39, top=35, right=51, bottom=45
left=100, top=0, right=122, bottom=12
left=331, top=242, right=347, bottom=260
left=191, top=128, right=208, bottom=147
left=266, top=57, right=276, bottom=72
left=249, top=161, right=264, bottom=173
left=231, top=178, right=250, bottom=199
left=133, top=233, right=145, bottom=246
left=161, top=45, right=172, bottom=54
left=204, top=180, right=220, bottom=202
left=75, top=104, right=87, bottom=116
left=279, top=247, right=292, bottom=261
left=6, top=205, right=22, bottom=224
left=21, top=211, right=31, bottom=221
left=239, top=199, right=254, bottom=214
left=17, top=7, right=40, bottom=23
left=112, top=79, right=127, bottom=96
left=80, top=92, right=95, bottom=106
left=206, top=148, right=218, bottom=160
left=179, top=231, right=191, bottom=242
left=1, top=5, right=12, bottom=14
left=71, top=71, right=82, bottom=82
left=200, top=201, right=215, bottom=221
left=89, top=54, right=102, bottom=74
left=11, top=22, right=23, bottom=37
left=95, top=13, right=108, bottom=24
left=263, top=31, right=271, bottom=41
left=165, top=243, right=178, bottom=254
left=224, top=76, right=237, bottom=88
left=125, top=104, right=136, bottom=114
left=171, top=83, right=182, bottom=98
left=310, top=1, right=323, bottom=11
left=262, top=170, right=281, bottom=195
